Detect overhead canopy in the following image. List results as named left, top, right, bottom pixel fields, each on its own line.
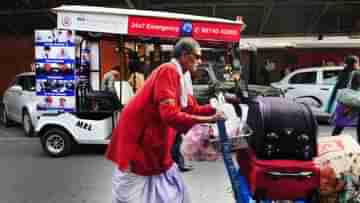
left=240, top=36, right=360, bottom=49
left=52, top=5, right=244, bottom=43
left=0, top=1, right=359, bottom=36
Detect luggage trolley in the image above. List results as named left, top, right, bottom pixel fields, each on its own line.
left=216, top=120, right=310, bottom=203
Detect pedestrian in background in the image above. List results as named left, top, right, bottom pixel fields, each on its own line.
left=171, top=133, right=193, bottom=172
left=101, top=66, right=120, bottom=93
left=127, top=55, right=145, bottom=93
left=326, top=55, right=359, bottom=114
left=328, top=55, right=360, bottom=137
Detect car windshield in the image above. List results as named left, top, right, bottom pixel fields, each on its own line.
left=20, top=75, right=36, bottom=91
left=323, top=76, right=338, bottom=85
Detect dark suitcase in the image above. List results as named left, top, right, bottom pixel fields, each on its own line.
left=247, top=97, right=318, bottom=160
left=236, top=148, right=320, bottom=201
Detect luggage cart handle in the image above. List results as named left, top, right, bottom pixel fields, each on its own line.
left=265, top=171, right=313, bottom=178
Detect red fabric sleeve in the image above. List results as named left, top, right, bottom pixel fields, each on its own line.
left=154, top=67, right=199, bottom=132
left=183, top=95, right=216, bottom=116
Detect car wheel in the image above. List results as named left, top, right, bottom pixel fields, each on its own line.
left=23, top=110, right=34, bottom=137
left=41, top=128, right=74, bottom=157
left=1, top=104, right=10, bottom=127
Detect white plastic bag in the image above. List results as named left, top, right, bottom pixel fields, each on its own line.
left=181, top=124, right=220, bottom=161
left=211, top=102, right=252, bottom=139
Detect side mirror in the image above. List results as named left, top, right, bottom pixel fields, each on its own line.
left=10, top=85, right=22, bottom=92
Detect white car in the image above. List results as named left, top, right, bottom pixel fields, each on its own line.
left=271, top=66, right=343, bottom=119
left=1, top=72, right=39, bottom=136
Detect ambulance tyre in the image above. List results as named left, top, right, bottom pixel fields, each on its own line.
left=41, top=127, right=74, bottom=157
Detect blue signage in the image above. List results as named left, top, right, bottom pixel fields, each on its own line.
left=35, top=29, right=76, bottom=112
left=181, top=21, right=193, bottom=37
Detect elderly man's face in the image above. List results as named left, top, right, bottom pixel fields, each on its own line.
left=181, top=48, right=202, bottom=74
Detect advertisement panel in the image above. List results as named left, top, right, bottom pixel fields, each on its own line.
left=35, top=29, right=76, bottom=112
left=127, top=16, right=241, bottom=42
left=76, top=40, right=91, bottom=87
left=192, top=21, right=241, bottom=42
left=127, top=16, right=181, bottom=38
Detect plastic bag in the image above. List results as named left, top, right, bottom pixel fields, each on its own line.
left=337, top=88, right=360, bottom=109
left=181, top=124, right=220, bottom=161
left=316, top=136, right=360, bottom=202
left=211, top=102, right=252, bottom=138
left=340, top=153, right=360, bottom=203
left=181, top=101, right=252, bottom=161
left=209, top=95, right=252, bottom=151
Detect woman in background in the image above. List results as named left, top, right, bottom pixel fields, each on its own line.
left=327, top=55, right=359, bottom=138
left=128, top=54, right=145, bottom=93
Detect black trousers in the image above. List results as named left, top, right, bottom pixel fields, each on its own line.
left=332, top=113, right=360, bottom=142
left=171, top=133, right=185, bottom=168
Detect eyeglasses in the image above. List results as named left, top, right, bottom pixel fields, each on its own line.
left=191, top=53, right=202, bottom=60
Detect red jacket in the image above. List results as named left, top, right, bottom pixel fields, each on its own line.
left=106, top=63, right=215, bottom=176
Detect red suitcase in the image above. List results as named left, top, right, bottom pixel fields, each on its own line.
left=236, top=148, right=320, bottom=201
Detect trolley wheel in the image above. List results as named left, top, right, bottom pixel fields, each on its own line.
left=254, top=189, right=266, bottom=202
left=307, top=189, right=320, bottom=203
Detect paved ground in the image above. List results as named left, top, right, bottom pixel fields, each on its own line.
left=0, top=123, right=357, bottom=203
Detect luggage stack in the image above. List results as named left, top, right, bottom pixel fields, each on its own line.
left=246, top=97, right=318, bottom=160
left=232, top=97, right=320, bottom=201
left=236, top=148, right=320, bottom=201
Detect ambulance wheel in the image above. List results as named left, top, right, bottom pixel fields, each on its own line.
left=41, top=128, right=74, bottom=157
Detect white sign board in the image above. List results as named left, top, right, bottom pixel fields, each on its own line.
left=58, top=12, right=128, bottom=34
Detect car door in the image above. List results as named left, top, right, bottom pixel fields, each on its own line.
left=318, top=68, right=342, bottom=110
left=13, top=76, right=27, bottom=122
left=283, top=70, right=320, bottom=102
left=13, top=75, right=36, bottom=122
left=4, top=77, right=21, bottom=121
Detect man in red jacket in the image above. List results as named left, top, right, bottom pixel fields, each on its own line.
left=106, top=37, right=224, bottom=203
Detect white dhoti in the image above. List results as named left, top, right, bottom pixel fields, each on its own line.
left=112, top=164, right=191, bottom=203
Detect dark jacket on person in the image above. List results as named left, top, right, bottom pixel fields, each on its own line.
left=326, top=68, right=353, bottom=113
left=335, top=69, right=353, bottom=90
